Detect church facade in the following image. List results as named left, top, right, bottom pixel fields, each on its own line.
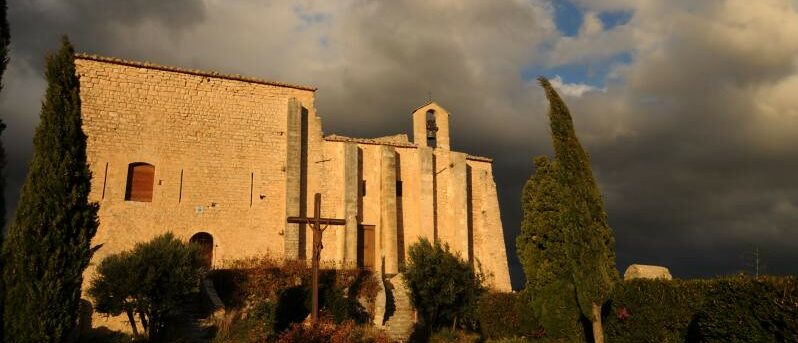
left=75, top=54, right=511, bottom=291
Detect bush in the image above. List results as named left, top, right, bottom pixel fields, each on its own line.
left=693, top=276, right=798, bottom=342
left=209, top=256, right=380, bottom=340
left=477, top=291, right=544, bottom=340
left=403, top=238, right=485, bottom=331
left=88, top=232, right=203, bottom=340
left=605, top=278, right=709, bottom=342
left=275, top=319, right=389, bottom=343
left=604, top=276, right=798, bottom=343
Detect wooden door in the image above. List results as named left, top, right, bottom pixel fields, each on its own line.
left=190, top=232, right=214, bottom=269
left=357, top=225, right=375, bottom=269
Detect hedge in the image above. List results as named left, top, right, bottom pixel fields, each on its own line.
left=605, top=275, right=798, bottom=343
left=477, top=291, right=544, bottom=340
left=479, top=276, right=798, bottom=342
left=694, top=276, right=798, bottom=342
left=604, top=279, right=710, bottom=342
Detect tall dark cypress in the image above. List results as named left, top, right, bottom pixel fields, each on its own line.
left=539, top=76, right=619, bottom=343
left=0, top=0, right=11, bottom=341
left=518, top=78, right=619, bottom=342
left=517, top=156, right=583, bottom=340
left=2, top=37, right=98, bottom=343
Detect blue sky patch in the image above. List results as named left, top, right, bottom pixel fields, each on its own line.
left=552, top=0, right=582, bottom=37
left=523, top=52, right=633, bottom=88
left=599, top=11, right=632, bottom=30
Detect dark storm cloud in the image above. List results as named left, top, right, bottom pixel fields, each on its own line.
left=10, top=0, right=205, bottom=67
left=556, top=0, right=798, bottom=280
left=2, top=0, right=205, bottom=223
left=3, top=0, right=798, bottom=289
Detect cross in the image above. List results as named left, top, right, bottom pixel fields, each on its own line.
left=286, top=193, right=346, bottom=324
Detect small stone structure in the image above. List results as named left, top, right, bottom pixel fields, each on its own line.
left=75, top=54, right=512, bottom=331
left=624, top=264, right=673, bottom=280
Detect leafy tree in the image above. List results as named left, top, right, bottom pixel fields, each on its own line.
left=0, top=0, right=10, bottom=340
left=87, top=252, right=142, bottom=336
left=2, top=37, right=99, bottom=343
left=403, top=238, right=484, bottom=332
left=88, top=233, right=203, bottom=340
left=517, top=77, right=619, bottom=342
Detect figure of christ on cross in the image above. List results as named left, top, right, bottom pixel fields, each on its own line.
left=286, top=193, right=347, bottom=324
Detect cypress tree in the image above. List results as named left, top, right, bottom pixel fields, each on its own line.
left=518, top=77, right=619, bottom=343
left=539, top=76, right=618, bottom=343
left=2, top=37, right=99, bottom=343
left=0, top=0, right=11, bottom=340
left=517, top=156, right=583, bottom=341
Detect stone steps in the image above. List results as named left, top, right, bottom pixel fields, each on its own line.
left=383, top=275, right=415, bottom=342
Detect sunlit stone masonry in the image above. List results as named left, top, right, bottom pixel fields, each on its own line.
left=75, top=54, right=511, bottom=296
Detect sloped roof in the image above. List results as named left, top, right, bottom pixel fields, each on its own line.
left=75, top=53, right=317, bottom=91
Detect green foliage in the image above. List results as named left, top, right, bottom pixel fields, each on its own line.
left=693, top=276, right=798, bottom=342
left=605, top=279, right=709, bottom=342
left=2, top=37, right=99, bottom=343
left=517, top=157, right=583, bottom=340
left=538, top=76, right=619, bottom=321
left=87, top=252, right=140, bottom=331
left=477, top=291, right=544, bottom=340
left=604, top=276, right=798, bottom=343
left=403, top=238, right=485, bottom=331
left=88, top=232, right=203, bottom=340
left=517, top=78, right=619, bottom=341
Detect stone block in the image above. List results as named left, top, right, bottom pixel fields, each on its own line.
left=624, top=264, right=673, bottom=280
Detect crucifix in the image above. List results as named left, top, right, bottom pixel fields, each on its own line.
left=286, top=192, right=346, bottom=324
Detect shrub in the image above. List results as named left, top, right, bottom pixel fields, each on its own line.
left=604, top=276, right=798, bottom=343
left=403, top=238, right=485, bottom=331
left=693, top=276, right=798, bottom=342
left=605, top=278, right=709, bottom=343
left=209, top=256, right=380, bottom=340
left=88, top=232, right=203, bottom=340
left=477, top=291, right=544, bottom=340
left=275, top=319, right=389, bottom=343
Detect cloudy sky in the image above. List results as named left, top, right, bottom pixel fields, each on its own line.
left=3, top=0, right=798, bottom=288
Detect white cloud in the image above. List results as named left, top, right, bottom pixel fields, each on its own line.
left=549, top=75, right=602, bottom=97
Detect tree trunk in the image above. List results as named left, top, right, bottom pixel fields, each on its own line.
left=591, top=302, right=604, bottom=343
left=137, top=310, right=148, bottom=332
left=125, top=309, right=139, bottom=337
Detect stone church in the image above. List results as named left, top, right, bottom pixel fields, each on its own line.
left=75, top=54, right=511, bottom=292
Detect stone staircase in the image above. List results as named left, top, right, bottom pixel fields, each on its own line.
left=383, top=275, right=415, bottom=342
left=167, top=277, right=224, bottom=342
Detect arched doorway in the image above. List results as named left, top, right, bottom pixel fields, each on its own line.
left=190, top=232, right=214, bottom=269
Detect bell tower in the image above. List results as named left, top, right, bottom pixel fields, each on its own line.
left=412, top=102, right=450, bottom=150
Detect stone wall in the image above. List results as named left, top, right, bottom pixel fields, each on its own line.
left=77, top=55, right=512, bottom=334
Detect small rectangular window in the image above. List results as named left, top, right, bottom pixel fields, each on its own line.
left=360, top=180, right=366, bottom=196
left=396, top=180, right=403, bottom=197
left=125, top=162, right=155, bottom=202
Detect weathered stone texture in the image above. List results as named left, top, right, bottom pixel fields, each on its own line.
left=76, top=56, right=514, bottom=331
left=624, top=264, right=673, bottom=280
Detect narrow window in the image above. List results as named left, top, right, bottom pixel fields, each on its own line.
left=360, top=180, right=367, bottom=196
left=101, top=162, right=109, bottom=200
left=179, top=169, right=183, bottom=203
left=125, top=162, right=155, bottom=202
left=396, top=180, right=403, bottom=197
left=426, top=109, right=438, bottom=148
